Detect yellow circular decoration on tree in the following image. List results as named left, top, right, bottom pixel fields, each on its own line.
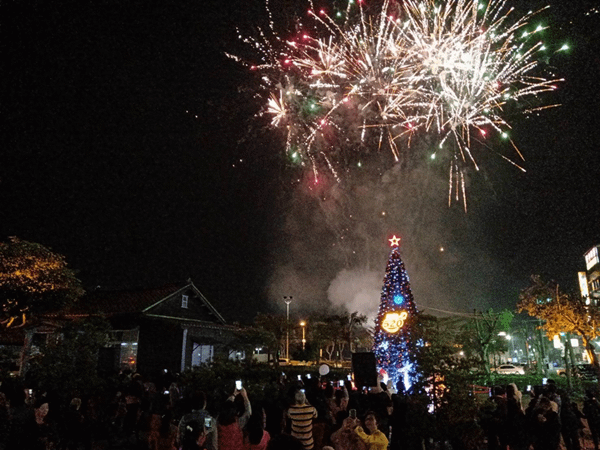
left=382, top=311, right=408, bottom=333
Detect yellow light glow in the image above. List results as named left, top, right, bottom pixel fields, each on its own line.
left=389, top=235, right=401, bottom=247
left=382, top=311, right=408, bottom=333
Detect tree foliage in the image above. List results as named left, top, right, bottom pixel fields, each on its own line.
left=412, top=314, right=479, bottom=384
left=459, top=309, right=512, bottom=374
left=312, top=316, right=345, bottom=361
left=248, top=311, right=370, bottom=363
left=253, top=312, right=287, bottom=358
left=410, top=314, right=485, bottom=449
left=231, top=324, right=279, bottom=364
left=0, top=237, right=84, bottom=328
left=25, top=317, right=110, bottom=402
left=308, top=312, right=370, bottom=362
left=518, top=274, right=600, bottom=368
left=323, top=312, right=369, bottom=359
left=342, top=311, right=369, bottom=353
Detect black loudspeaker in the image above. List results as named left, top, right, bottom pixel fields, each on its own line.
left=352, top=352, right=377, bottom=388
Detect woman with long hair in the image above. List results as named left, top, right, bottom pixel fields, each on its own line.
left=244, top=404, right=270, bottom=450
left=327, top=386, right=349, bottom=426
left=217, top=387, right=251, bottom=450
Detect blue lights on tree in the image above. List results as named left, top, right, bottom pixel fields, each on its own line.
left=393, top=294, right=405, bottom=305
left=373, top=235, right=418, bottom=389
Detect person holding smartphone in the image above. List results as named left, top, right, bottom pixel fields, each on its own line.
left=217, top=384, right=252, bottom=450
left=286, top=389, right=318, bottom=449
left=327, top=383, right=349, bottom=425
left=178, top=391, right=218, bottom=450
left=244, top=405, right=271, bottom=450
left=354, top=411, right=389, bottom=450
left=180, top=420, right=208, bottom=450
left=330, top=410, right=366, bottom=450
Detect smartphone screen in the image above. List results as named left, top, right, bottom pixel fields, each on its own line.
left=204, top=417, right=212, bottom=429
left=235, top=380, right=242, bottom=390
left=306, top=374, right=311, bottom=379
left=349, top=409, right=357, bottom=419
left=297, top=375, right=302, bottom=381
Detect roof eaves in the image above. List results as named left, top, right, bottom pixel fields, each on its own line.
left=141, top=284, right=190, bottom=313
left=189, top=282, right=227, bottom=324
left=144, top=313, right=238, bottom=330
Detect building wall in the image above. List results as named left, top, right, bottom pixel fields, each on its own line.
left=583, top=245, right=600, bottom=300
left=149, top=288, right=222, bottom=323
left=137, top=318, right=184, bottom=377
left=182, top=324, right=239, bottom=369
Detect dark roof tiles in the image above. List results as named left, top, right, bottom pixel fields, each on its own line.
left=68, top=283, right=184, bottom=315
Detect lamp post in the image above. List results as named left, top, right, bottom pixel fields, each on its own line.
left=300, top=320, right=306, bottom=351
left=284, top=296, right=292, bottom=360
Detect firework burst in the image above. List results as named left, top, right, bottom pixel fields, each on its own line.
left=228, top=0, right=563, bottom=209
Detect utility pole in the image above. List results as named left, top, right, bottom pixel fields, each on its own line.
left=300, top=321, right=306, bottom=351
left=284, top=296, right=292, bottom=360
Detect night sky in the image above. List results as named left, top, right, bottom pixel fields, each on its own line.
left=3, top=0, right=599, bottom=324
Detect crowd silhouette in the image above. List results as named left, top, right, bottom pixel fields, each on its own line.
left=1, top=370, right=600, bottom=450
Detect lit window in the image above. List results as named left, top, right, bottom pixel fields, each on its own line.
left=182, top=295, right=189, bottom=309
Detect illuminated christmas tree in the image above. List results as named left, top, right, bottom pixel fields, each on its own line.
left=373, top=235, right=418, bottom=389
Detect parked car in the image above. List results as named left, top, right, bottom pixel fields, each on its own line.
left=495, top=364, right=525, bottom=375
left=558, top=364, right=598, bottom=380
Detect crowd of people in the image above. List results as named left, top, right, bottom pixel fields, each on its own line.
left=2, top=369, right=600, bottom=450
left=0, top=369, right=420, bottom=450
left=482, top=380, right=600, bottom=450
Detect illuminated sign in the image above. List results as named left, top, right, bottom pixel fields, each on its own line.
left=585, top=246, right=599, bottom=271
left=553, top=335, right=562, bottom=349
left=579, top=272, right=589, bottom=301
left=382, top=311, right=408, bottom=333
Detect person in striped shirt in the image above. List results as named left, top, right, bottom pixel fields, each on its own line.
left=286, top=390, right=318, bottom=449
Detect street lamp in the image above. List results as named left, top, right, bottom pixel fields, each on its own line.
left=300, top=320, right=306, bottom=351
left=284, top=296, right=292, bottom=360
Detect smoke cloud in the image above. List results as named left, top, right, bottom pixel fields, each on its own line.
left=327, top=268, right=382, bottom=323
left=268, top=153, right=510, bottom=318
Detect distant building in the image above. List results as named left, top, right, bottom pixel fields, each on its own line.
left=579, top=245, right=600, bottom=303
left=19, top=280, right=241, bottom=378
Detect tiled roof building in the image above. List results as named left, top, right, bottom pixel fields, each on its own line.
left=21, top=280, right=239, bottom=378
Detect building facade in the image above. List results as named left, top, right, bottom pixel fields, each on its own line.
left=579, top=244, right=600, bottom=303
left=20, top=281, right=241, bottom=378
